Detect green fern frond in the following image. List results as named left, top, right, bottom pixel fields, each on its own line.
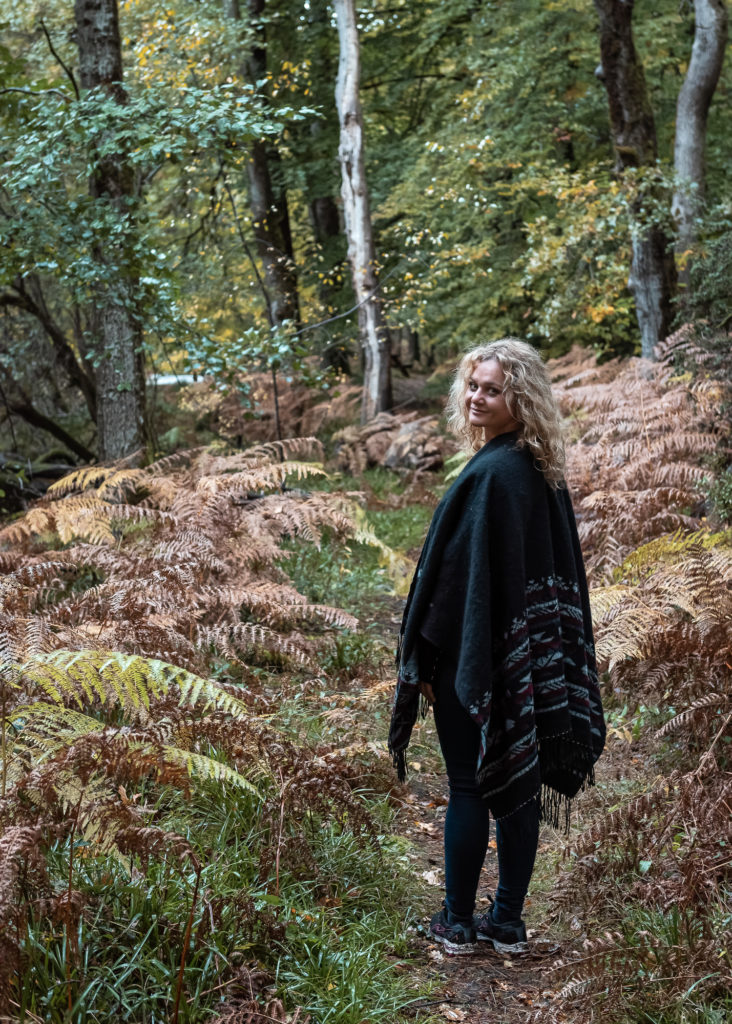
left=21, top=650, right=251, bottom=719
left=349, top=505, right=414, bottom=598
left=444, top=450, right=470, bottom=482
left=8, top=701, right=261, bottom=801
left=616, top=529, right=731, bottom=580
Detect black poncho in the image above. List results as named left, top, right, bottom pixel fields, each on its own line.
left=388, top=431, right=605, bottom=823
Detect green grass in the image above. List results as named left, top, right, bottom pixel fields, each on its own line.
left=15, top=782, right=428, bottom=1023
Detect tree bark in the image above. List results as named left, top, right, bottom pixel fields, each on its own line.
left=74, top=0, right=147, bottom=461
left=594, top=0, right=676, bottom=358
left=672, top=0, right=728, bottom=286
left=334, top=0, right=392, bottom=422
left=224, top=0, right=300, bottom=327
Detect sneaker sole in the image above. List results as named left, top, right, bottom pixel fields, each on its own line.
left=431, top=933, right=478, bottom=956
left=476, top=935, right=528, bottom=954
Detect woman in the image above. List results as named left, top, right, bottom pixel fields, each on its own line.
left=388, top=339, right=605, bottom=956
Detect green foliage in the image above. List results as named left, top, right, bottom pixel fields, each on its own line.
left=705, top=469, right=732, bottom=526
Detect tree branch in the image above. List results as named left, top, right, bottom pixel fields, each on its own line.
left=0, top=282, right=97, bottom=420
left=0, top=87, right=71, bottom=102
left=40, top=19, right=81, bottom=101
left=6, top=398, right=94, bottom=462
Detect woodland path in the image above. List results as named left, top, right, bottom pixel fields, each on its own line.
left=394, top=776, right=562, bottom=1024
left=370, top=602, right=567, bottom=1024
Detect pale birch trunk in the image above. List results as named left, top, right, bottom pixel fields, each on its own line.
left=75, top=0, right=147, bottom=460
left=672, top=0, right=728, bottom=286
left=595, top=0, right=676, bottom=359
left=334, top=0, right=392, bottom=422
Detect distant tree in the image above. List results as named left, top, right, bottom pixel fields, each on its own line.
left=224, top=0, right=300, bottom=328
left=672, top=0, right=728, bottom=287
left=74, top=0, right=148, bottom=460
left=594, top=0, right=677, bottom=358
left=334, top=0, right=392, bottom=422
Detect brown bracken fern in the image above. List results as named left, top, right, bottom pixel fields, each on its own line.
left=0, top=437, right=384, bottom=1016
left=535, top=332, right=732, bottom=1023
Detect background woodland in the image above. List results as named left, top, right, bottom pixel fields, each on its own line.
left=0, top=2, right=731, bottom=1024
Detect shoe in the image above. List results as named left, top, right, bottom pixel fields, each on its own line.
left=429, top=906, right=477, bottom=956
left=474, top=908, right=528, bottom=954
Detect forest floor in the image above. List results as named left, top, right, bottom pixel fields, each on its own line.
left=395, top=777, right=560, bottom=1024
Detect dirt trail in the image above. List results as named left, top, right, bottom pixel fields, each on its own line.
left=395, top=777, right=563, bottom=1024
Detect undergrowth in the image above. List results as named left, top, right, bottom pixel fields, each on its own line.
left=536, top=330, right=732, bottom=1024
left=0, top=439, right=430, bottom=1022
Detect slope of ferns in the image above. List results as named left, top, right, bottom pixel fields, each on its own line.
left=551, top=334, right=725, bottom=581
left=0, top=438, right=389, bottom=1020
left=538, top=333, right=732, bottom=1023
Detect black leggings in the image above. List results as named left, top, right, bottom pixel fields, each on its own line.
left=422, top=639, right=540, bottom=926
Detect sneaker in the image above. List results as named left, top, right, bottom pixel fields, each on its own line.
left=429, top=906, right=477, bottom=956
left=474, top=908, right=528, bottom=954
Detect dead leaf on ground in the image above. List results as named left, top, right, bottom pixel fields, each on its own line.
left=413, top=820, right=438, bottom=834
left=437, top=1005, right=467, bottom=1021
left=421, top=869, right=442, bottom=885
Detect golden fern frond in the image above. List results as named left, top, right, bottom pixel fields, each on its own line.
left=144, top=447, right=204, bottom=475
left=307, top=604, right=359, bottom=629
left=589, top=584, right=634, bottom=618
left=47, top=461, right=144, bottom=498
left=195, top=460, right=327, bottom=495
left=196, top=437, right=324, bottom=475
left=243, top=436, right=324, bottom=463
left=0, top=506, right=54, bottom=546
left=595, top=606, right=664, bottom=668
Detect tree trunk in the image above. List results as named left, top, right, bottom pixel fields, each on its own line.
left=74, top=0, right=147, bottom=460
left=224, top=0, right=300, bottom=327
left=672, top=0, right=728, bottom=286
left=334, top=0, right=392, bottom=422
left=594, top=0, right=676, bottom=358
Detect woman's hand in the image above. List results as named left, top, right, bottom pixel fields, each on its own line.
left=419, top=680, right=436, bottom=706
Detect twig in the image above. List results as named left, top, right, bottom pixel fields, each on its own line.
left=0, top=87, right=70, bottom=101
left=223, top=175, right=274, bottom=327
left=172, top=860, right=202, bottom=1024
left=40, top=20, right=80, bottom=100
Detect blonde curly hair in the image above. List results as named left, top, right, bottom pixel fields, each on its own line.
left=445, top=338, right=566, bottom=485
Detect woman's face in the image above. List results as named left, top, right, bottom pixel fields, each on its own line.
left=464, top=358, right=520, bottom=442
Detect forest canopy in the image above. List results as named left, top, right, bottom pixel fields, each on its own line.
left=0, top=0, right=730, bottom=462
